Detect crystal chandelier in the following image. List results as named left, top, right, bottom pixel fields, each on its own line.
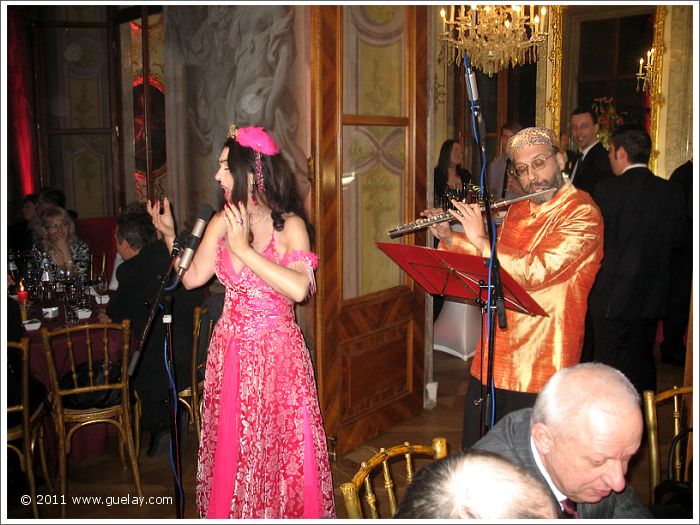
left=439, top=5, right=549, bottom=76
left=636, top=47, right=655, bottom=93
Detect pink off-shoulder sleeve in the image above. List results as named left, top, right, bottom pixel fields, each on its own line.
left=280, top=250, right=319, bottom=296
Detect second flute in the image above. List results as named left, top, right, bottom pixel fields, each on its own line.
left=387, top=188, right=557, bottom=239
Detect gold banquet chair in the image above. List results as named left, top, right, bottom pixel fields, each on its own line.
left=6, top=337, right=53, bottom=519
left=340, top=437, right=448, bottom=519
left=177, top=305, right=214, bottom=443
left=643, top=386, right=693, bottom=506
left=41, top=320, right=143, bottom=518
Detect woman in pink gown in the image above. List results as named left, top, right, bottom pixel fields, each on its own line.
left=148, top=125, right=335, bottom=518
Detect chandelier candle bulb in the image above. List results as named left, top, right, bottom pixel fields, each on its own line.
left=540, top=6, right=547, bottom=33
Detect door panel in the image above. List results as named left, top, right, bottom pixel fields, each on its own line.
left=312, top=6, right=428, bottom=455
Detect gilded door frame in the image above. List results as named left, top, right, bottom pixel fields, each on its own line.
left=546, top=5, right=665, bottom=173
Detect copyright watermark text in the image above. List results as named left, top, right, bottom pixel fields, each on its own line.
left=21, top=494, right=173, bottom=507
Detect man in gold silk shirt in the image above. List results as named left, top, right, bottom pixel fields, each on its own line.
left=425, top=127, right=604, bottom=448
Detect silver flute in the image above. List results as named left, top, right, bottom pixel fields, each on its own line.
left=387, top=188, right=557, bottom=239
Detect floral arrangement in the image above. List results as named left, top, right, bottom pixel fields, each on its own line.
left=591, top=96, right=626, bottom=148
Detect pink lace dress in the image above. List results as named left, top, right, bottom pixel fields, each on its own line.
left=196, top=232, right=335, bottom=518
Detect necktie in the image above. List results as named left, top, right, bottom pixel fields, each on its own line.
left=561, top=498, right=579, bottom=519
left=570, top=153, right=583, bottom=183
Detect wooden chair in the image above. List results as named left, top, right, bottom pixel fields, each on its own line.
left=6, top=338, right=53, bottom=519
left=643, top=386, right=693, bottom=505
left=41, top=320, right=143, bottom=517
left=340, top=437, right=448, bottom=518
left=177, top=306, right=213, bottom=443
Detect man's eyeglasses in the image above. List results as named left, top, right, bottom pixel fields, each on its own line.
left=512, top=151, right=556, bottom=178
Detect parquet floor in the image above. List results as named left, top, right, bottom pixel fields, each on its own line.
left=5, top=346, right=686, bottom=520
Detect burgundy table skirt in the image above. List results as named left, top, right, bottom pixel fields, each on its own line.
left=25, top=304, right=128, bottom=462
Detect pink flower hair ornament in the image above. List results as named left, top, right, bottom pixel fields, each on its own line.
left=228, top=124, right=280, bottom=156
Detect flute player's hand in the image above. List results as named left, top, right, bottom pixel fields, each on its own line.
left=420, top=207, right=453, bottom=245
left=449, top=200, right=490, bottom=255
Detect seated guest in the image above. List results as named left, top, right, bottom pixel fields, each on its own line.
left=37, top=186, right=78, bottom=220
left=98, top=204, right=204, bottom=456
left=9, top=193, right=38, bottom=252
left=394, top=448, right=559, bottom=519
left=473, top=363, right=652, bottom=518
left=33, top=206, right=91, bottom=279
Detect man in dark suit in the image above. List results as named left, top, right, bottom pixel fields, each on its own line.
left=583, top=124, right=689, bottom=393
left=661, top=159, right=693, bottom=366
left=98, top=205, right=204, bottom=455
left=569, top=108, right=614, bottom=202
left=474, top=363, right=653, bottom=519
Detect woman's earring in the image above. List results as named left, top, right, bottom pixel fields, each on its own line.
left=250, top=180, right=258, bottom=205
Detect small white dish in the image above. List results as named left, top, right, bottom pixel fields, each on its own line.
left=22, top=319, right=42, bottom=331
left=77, top=308, right=92, bottom=320
left=42, top=306, right=59, bottom=319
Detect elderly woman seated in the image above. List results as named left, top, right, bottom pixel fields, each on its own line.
left=33, top=206, right=91, bottom=279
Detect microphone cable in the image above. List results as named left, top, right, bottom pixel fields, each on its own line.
left=463, top=51, right=498, bottom=431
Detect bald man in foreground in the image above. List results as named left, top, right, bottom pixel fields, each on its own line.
left=473, top=363, right=652, bottom=518
left=394, top=448, right=559, bottom=519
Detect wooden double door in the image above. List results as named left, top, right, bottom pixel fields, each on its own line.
left=310, top=6, right=429, bottom=455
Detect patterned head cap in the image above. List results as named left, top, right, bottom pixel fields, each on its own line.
left=506, top=127, right=559, bottom=161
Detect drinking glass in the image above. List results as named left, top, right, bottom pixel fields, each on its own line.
left=62, top=299, right=79, bottom=326
left=93, top=272, right=109, bottom=296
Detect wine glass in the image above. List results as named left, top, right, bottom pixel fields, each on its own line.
left=93, top=272, right=109, bottom=296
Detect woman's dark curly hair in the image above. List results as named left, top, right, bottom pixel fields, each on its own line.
left=223, top=138, right=314, bottom=244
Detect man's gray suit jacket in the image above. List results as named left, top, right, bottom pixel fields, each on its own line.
left=473, top=408, right=653, bottom=518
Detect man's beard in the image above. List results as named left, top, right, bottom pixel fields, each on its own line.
left=519, top=172, right=565, bottom=204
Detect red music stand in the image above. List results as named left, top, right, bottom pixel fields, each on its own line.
left=376, top=242, right=547, bottom=318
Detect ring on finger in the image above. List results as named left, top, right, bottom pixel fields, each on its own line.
left=237, top=218, right=244, bottom=225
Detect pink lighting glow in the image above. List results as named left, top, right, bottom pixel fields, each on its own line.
left=8, top=8, right=37, bottom=195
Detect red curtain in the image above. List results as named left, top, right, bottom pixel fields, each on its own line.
left=8, top=7, right=38, bottom=195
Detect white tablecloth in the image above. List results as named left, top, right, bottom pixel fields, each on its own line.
left=433, top=299, right=482, bottom=361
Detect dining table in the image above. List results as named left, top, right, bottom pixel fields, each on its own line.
left=22, top=291, right=125, bottom=462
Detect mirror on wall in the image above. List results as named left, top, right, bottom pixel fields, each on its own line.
left=560, top=5, right=656, bottom=144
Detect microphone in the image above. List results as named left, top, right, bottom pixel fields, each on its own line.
left=172, top=203, right=214, bottom=287
left=465, top=61, right=487, bottom=144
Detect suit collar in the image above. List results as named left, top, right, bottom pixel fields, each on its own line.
left=530, top=436, right=567, bottom=505
left=581, top=141, right=601, bottom=158
left=621, top=163, right=649, bottom=174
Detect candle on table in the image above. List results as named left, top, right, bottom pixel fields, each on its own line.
left=18, top=290, right=29, bottom=321
left=18, top=289, right=29, bottom=307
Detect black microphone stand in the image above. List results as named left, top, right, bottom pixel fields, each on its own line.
left=462, top=54, right=507, bottom=439
left=127, top=240, right=185, bottom=518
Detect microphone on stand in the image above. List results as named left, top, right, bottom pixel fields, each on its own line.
left=170, top=203, right=214, bottom=288
left=465, top=61, right=487, bottom=148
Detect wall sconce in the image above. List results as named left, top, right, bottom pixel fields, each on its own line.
left=636, top=47, right=655, bottom=93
